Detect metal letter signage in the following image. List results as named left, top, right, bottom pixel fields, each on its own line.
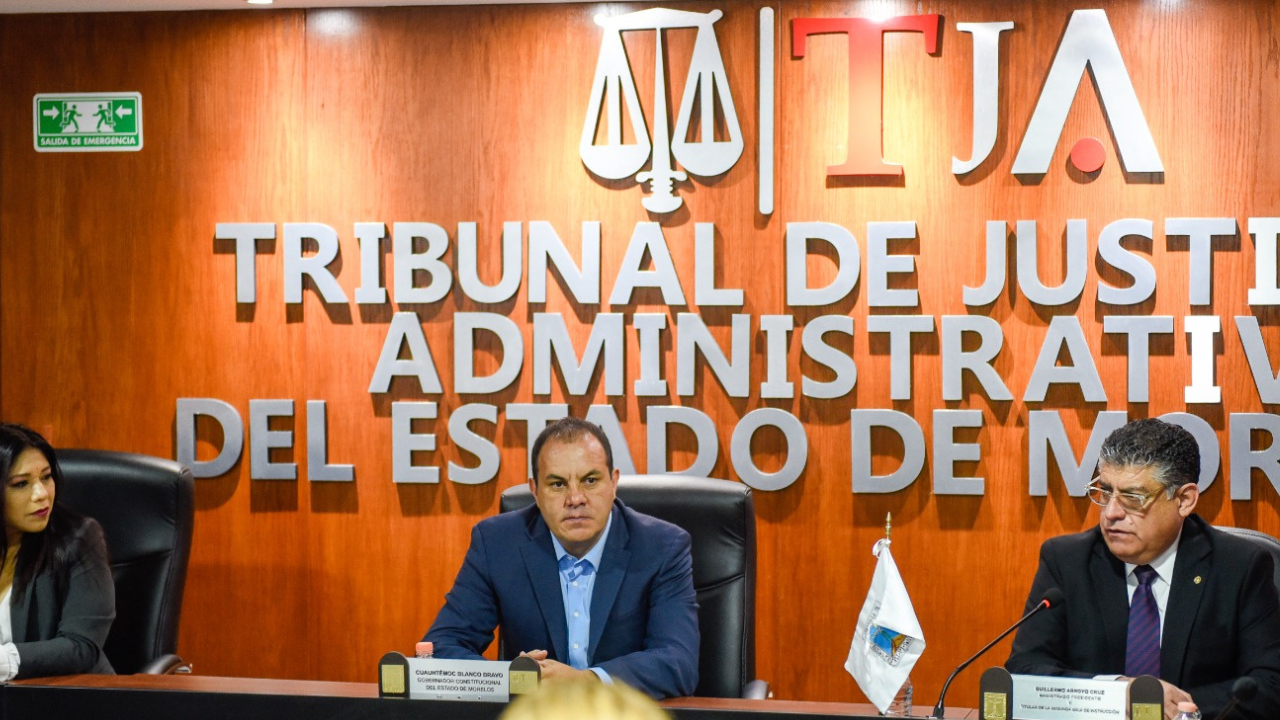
left=1011, top=9, right=1163, bottom=175
left=952, top=22, right=1014, bottom=175
left=791, top=15, right=941, bottom=177
left=579, top=8, right=743, bottom=214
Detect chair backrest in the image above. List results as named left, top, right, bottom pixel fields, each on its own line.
left=55, top=450, right=195, bottom=674
left=500, top=475, right=756, bottom=698
left=1216, top=526, right=1280, bottom=591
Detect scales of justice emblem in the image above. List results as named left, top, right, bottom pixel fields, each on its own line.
left=579, top=8, right=745, bottom=213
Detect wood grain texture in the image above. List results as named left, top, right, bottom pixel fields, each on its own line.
left=13, top=674, right=980, bottom=716
left=1, top=0, right=1278, bottom=709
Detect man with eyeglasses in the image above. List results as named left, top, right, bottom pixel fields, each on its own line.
left=423, top=416, right=699, bottom=699
left=1006, top=418, right=1280, bottom=720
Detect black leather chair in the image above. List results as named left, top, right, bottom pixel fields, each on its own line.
left=1217, top=526, right=1280, bottom=591
left=56, top=450, right=195, bottom=674
left=500, top=475, right=768, bottom=699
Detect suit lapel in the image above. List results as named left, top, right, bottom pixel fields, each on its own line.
left=588, top=504, right=630, bottom=663
left=9, top=584, right=31, bottom=644
left=520, top=510, right=569, bottom=662
left=1091, top=532, right=1131, bottom=671
left=1161, top=517, right=1210, bottom=684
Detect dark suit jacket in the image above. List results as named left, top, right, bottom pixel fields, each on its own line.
left=1006, top=515, right=1280, bottom=720
left=425, top=500, right=699, bottom=699
left=12, top=516, right=115, bottom=678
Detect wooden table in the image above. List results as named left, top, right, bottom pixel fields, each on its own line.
left=5, top=674, right=977, bottom=720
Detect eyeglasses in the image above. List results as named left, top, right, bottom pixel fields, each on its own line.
left=1084, top=479, right=1169, bottom=513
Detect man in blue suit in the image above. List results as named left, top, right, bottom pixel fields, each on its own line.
left=424, top=417, right=699, bottom=699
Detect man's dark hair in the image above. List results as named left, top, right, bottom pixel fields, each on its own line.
left=530, top=416, right=614, bottom=482
left=1098, top=418, right=1200, bottom=495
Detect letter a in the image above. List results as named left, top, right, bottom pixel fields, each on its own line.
left=1011, top=9, right=1163, bottom=175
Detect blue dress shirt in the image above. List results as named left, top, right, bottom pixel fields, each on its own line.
left=549, top=513, right=613, bottom=683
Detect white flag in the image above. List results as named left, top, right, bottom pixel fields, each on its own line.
left=845, top=538, right=926, bottom=713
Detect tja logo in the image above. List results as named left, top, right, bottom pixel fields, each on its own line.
left=579, top=8, right=1163, bottom=213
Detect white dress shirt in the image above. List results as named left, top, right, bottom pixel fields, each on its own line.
left=1123, top=527, right=1182, bottom=643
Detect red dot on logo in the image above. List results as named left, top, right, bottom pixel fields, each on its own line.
left=1070, top=137, right=1106, bottom=173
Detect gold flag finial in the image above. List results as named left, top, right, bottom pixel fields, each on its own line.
left=885, top=512, right=892, bottom=541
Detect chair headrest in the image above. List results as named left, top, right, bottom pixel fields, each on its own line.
left=501, top=475, right=754, bottom=582
left=55, top=449, right=194, bottom=561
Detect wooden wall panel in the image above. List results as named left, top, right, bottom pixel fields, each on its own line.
left=2, top=0, right=1279, bottom=709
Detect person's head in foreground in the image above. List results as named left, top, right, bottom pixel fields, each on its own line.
left=499, top=680, right=671, bottom=720
left=1089, top=418, right=1200, bottom=565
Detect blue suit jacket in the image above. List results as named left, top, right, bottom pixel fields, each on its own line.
left=425, top=500, right=700, bottom=699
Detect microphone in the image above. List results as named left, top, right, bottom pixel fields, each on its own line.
left=930, top=588, right=1064, bottom=719
left=1216, top=676, right=1258, bottom=720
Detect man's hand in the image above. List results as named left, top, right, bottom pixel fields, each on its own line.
left=1157, top=680, right=1193, bottom=720
left=535, top=657, right=599, bottom=682
left=517, top=650, right=599, bottom=683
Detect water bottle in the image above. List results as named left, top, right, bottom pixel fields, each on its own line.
left=1173, top=701, right=1202, bottom=720
left=415, top=641, right=434, bottom=659
left=882, top=676, right=913, bottom=716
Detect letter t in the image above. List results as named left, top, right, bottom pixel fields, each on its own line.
left=792, top=15, right=941, bottom=176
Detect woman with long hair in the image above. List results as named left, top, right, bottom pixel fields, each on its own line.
left=0, top=423, right=114, bottom=678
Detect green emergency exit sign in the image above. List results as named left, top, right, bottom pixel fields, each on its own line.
left=34, top=92, right=143, bottom=152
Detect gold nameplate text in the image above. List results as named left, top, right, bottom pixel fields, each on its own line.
left=381, top=664, right=405, bottom=694
left=1132, top=703, right=1162, bottom=720
left=982, top=692, right=1007, bottom=720
left=509, top=670, right=540, bottom=695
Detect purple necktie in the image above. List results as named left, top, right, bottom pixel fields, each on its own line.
left=1125, top=564, right=1161, bottom=678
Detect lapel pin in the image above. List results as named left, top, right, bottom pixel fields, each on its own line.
left=1194, top=576, right=1202, bottom=585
